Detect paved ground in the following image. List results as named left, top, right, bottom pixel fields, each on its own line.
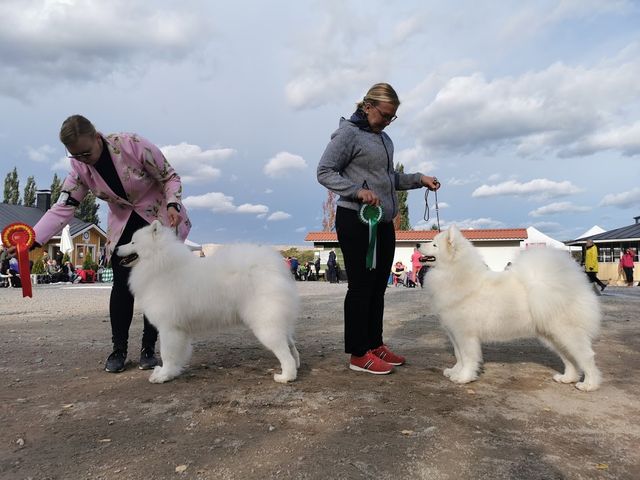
left=1, top=281, right=639, bottom=480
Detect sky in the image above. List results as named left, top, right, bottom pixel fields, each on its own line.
left=1, top=0, right=639, bottom=246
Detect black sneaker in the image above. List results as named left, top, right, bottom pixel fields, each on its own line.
left=139, top=347, right=159, bottom=370
left=105, top=349, right=127, bottom=373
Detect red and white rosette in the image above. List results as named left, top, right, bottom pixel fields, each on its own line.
left=2, top=222, right=36, bottom=298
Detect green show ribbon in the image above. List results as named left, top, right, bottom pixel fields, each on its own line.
left=358, top=204, right=383, bottom=269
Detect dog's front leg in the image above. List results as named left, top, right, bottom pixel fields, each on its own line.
left=443, top=330, right=463, bottom=378
left=448, top=335, right=481, bottom=384
left=149, top=328, right=192, bottom=384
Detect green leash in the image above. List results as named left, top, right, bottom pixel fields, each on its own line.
left=358, top=204, right=383, bottom=269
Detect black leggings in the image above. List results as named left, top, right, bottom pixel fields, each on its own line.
left=110, top=211, right=157, bottom=351
left=586, top=271, right=606, bottom=289
left=336, top=207, right=395, bottom=356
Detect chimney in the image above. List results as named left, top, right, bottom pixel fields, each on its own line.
left=635, top=215, right=640, bottom=225
left=36, top=190, right=51, bottom=212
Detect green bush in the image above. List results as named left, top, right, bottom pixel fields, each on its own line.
left=32, top=258, right=46, bottom=274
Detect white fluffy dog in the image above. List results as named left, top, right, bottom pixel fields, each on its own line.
left=420, top=226, right=601, bottom=391
left=116, top=221, right=300, bottom=384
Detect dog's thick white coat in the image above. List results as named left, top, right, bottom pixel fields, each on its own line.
left=117, top=221, right=300, bottom=384
left=420, top=226, right=601, bottom=391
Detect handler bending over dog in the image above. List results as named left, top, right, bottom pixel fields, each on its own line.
left=26, top=115, right=190, bottom=373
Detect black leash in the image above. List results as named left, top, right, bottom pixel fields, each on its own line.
left=423, top=187, right=441, bottom=232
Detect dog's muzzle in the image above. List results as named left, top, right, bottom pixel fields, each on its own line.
left=119, top=253, right=139, bottom=267
left=420, top=255, right=436, bottom=263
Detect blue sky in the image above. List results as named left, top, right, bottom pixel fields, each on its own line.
left=1, top=0, right=639, bottom=245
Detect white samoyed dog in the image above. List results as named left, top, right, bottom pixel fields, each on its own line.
left=116, top=220, right=300, bottom=384
left=419, top=226, right=601, bottom=391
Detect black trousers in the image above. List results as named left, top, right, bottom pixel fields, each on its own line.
left=336, top=206, right=395, bottom=356
left=110, top=211, right=157, bottom=351
left=586, top=271, right=606, bottom=289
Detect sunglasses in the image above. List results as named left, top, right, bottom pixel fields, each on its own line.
left=67, top=151, right=93, bottom=159
left=370, top=103, right=397, bottom=123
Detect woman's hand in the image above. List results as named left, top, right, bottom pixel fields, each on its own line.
left=421, top=175, right=441, bottom=191
left=167, top=206, right=182, bottom=228
left=356, top=189, right=380, bottom=206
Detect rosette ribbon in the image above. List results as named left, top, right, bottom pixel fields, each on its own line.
left=358, top=205, right=383, bottom=270
left=2, top=222, right=36, bottom=297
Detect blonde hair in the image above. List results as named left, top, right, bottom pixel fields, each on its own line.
left=59, top=115, right=97, bottom=146
left=357, top=82, right=400, bottom=109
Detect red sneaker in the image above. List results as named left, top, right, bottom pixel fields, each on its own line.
left=371, top=345, right=406, bottom=366
left=349, top=351, right=394, bottom=375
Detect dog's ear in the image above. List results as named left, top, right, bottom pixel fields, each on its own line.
left=151, top=220, right=162, bottom=239
left=445, top=225, right=460, bottom=257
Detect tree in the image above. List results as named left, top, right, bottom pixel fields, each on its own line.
left=50, top=173, right=62, bottom=203
left=23, top=176, right=37, bottom=207
left=394, top=163, right=410, bottom=230
left=77, top=192, right=100, bottom=226
left=322, top=190, right=337, bottom=232
left=3, top=167, right=20, bottom=204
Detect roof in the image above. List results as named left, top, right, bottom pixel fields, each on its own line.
left=305, top=228, right=528, bottom=243
left=0, top=203, right=105, bottom=240
left=566, top=221, right=640, bottom=245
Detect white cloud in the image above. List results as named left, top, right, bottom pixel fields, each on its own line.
left=412, top=51, right=640, bottom=157
left=27, top=144, right=56, bottom=163
left=599, top=188, right=640, bottom=208
left=51, top=156, right=71, bottom=172
left=183, top=192, right=268, bottom=215
left=160, top=143, right=235, bottom=184
left=414, top=217, right=506, bottom=231
left=264, top=189, right=273, bottom=194
left=263, top=152, right=307, bottom=178
left=284, top=4, right=421, bottom=109
left=236, top=203, right=269, bottom=214
left=295, top=226, right=307, bottom=233
left=394, top=146, right=436, bottom=175
left=562, top=121, right=640, bottom=157
left=472, top=179, right=582, bottom=200
left=267, top=211, right=291, bottom=221
left=529, top=202, right=591, bottom=217
left=0, top=0, right=210, bottom=99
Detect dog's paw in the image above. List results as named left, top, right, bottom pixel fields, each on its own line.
left=148, top=366, right=175, bottom=384
left=449, top=370, right=478, bottom=384
left=575, top=380, right=600, bottom=392
left=553, top=372, right=580, bottom=384
left=443, top=366, right=459, bottom=378
left=274, top=372, right=296, bottom=383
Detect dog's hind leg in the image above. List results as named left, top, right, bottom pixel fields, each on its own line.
left=539, top=336, right=580, bottom=384
left=252, top=326, right=297, bottom=383
left=149, top=328, right=192, bottom=384
left=544, top=328, right=600, bottom=391
left=289, top=334, right=301, bottom=369
left=449, top=336, right=482, bottom=384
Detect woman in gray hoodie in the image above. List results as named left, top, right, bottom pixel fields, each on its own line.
left=317, top=82, right=440, bottom=375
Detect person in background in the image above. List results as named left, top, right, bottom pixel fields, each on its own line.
left=317, top=82, right=440, bottom=375
left=326, top=249, right=338, bottom=283
left=620, top=248, right=635, bottom=287
left=583, top=239, right=606, bottom=292
left=13, top=115, right=191, bottom=373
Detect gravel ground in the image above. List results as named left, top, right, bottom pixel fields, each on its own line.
left=1, top=281, right=639, bottom=480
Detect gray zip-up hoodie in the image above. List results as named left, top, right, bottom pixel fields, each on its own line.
left=317, top=117, right=424, bottom=223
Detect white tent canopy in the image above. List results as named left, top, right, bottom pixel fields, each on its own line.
left=576, top=225, right=606, bottom=239
left=184, top=239, right=202, bottom=252
left=521, top=227, right=570, bottom=251
left=59, top=224, right=74, bottom=255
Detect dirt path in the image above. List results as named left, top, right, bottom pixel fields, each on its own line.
left=1, top=282, right=639, bottom=479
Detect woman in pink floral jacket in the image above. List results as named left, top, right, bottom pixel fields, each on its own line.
left=33, top=115, right=191, bottom=373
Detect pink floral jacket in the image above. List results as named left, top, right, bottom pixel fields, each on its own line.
left=34, top=132, right=191, bottom=259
